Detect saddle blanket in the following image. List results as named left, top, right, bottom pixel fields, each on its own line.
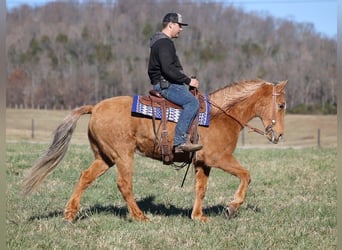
left=131, top=95, right=210, bottom=127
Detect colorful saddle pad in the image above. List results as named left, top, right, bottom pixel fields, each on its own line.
left=131, top=95, right=210, bottom=127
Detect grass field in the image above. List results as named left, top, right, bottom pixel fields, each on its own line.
left=6, top=109, right=337, bottom=249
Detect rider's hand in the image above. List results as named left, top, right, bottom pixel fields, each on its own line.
left=189, top=78, right=199, bottom=88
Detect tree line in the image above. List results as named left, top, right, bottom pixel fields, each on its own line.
left=6, top=0, right=336, bottom=114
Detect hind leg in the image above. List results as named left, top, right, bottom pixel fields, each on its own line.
left=115, top=156, right=148, bottom=221
left=64, top=159, right=109, bottom=222
left=191, top=165, right=211, bottom=222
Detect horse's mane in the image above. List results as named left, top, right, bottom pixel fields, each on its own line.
left=209, top=79, right=270, bottom=110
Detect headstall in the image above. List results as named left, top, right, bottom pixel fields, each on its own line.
left=208, top=84, right=281, bottom=137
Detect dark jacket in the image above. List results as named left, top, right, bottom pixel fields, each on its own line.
left=148, top=32, right=191, bottom=85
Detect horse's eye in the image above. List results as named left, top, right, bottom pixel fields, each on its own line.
left=278, top=103, right=286, bottom=110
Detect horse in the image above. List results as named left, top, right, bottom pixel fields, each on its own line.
left=23, top=79, right=287, bottom=223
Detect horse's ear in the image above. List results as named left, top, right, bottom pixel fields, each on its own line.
left=276, top=80, right=287, bottom=91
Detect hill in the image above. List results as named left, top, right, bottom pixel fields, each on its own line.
left=6, top=0, right=336, bottom=113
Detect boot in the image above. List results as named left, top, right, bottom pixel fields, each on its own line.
left=174, top=142, right=202, bottom=154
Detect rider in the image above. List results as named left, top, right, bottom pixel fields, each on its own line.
left=148, top=13, right=202, bottom=154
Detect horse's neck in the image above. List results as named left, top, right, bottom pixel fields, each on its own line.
left=229, top=100, right=257, bottom=124
left=210, top=91, right=258, bottom=124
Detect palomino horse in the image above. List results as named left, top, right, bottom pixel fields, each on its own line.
left=23, top=79, right=287, bottom=222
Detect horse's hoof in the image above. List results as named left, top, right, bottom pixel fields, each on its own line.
left=191, top=215, right=210, bottom=223
left=63, top=218, right=74, bottom=225
left=199, top=216, right=210, bottom=223
left=141, top=217, right=149, bottom=222
left=135, top=215, right=149, bottom=222
left=224, top=206, right=236, bottom=219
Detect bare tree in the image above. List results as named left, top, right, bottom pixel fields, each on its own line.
left=6, top=0, right=336, bottom=113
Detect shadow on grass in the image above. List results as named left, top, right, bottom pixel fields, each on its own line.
left=28, top=195, right=260, bottom=222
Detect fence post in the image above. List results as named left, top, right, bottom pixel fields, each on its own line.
left=317, top=128, right=321, bottom=148
left=31, top=119, right=35, bottom=139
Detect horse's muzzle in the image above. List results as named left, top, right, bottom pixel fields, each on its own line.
left=265, top=126, right=283, bottom=144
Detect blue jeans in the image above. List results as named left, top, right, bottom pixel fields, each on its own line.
left=153, top=83, right=199, bottom=146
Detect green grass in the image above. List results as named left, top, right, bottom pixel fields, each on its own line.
left=7, top=142, right=336, bottom=249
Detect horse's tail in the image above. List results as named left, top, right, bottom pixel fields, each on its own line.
left=22, top=105, right=93, bottom=195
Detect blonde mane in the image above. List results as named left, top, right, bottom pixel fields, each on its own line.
left=209, top=79, right=271, bottom=110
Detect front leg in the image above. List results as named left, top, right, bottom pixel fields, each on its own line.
left=191, top=165, right=211, bottom=222
left=219, top=155, right=251, bottom=218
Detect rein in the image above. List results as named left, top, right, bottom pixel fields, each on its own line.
left=208, top=84, right=279, bottom=136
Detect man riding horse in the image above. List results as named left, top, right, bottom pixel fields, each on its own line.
left=148, top=13, right=202, bottom=154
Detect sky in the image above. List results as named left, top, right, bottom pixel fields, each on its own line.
left=6, top=0, right=337, bottom=38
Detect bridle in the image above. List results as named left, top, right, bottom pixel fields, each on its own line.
left=208, top=84, right=280, bottom=138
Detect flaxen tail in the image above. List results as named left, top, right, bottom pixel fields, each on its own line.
left=22, top=105, right=93, bottom=195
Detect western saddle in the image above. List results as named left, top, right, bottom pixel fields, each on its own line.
left=139, top=88, right=205, bottom=164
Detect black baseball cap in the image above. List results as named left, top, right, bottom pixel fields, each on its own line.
left=162, top=13, right=188, bottom=26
